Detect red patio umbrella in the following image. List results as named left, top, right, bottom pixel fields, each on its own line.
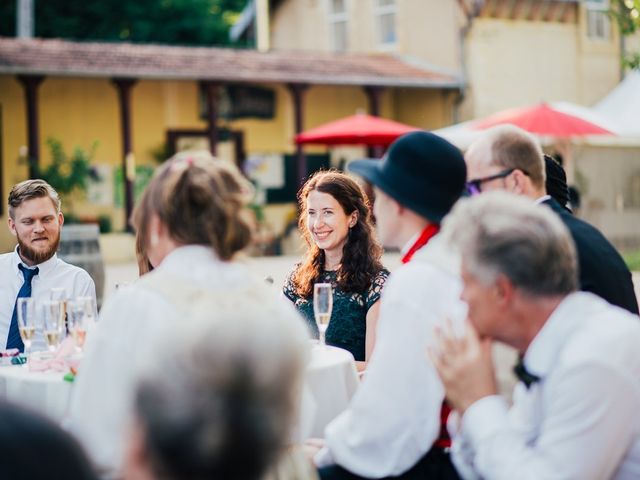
left=295, top=113, right=420, bottom=147
left=473, top=103, right=614, bottom=137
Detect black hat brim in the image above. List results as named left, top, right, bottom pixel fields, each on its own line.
left=349, top=158, right=447, bottom=223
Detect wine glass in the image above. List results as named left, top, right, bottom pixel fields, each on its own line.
left=313, top=283, right=333, bottom=347
left=50, top=287, right=69, bottom=332
left=67, top=299, right=89, bottom=353
left=16, top=298, right=36, bottom=357
left=42, top=300, right=65, bottom=353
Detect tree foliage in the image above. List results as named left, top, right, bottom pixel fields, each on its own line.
left=611, top=0, right=640, bottom=70
left=35, top=138, right=99, bottom=198
left=0, top=0, right=250, bottom=46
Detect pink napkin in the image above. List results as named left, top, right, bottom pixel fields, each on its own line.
left=0, top=349, right=20, bottom=358
left=29, top=337, right=77, bottom=373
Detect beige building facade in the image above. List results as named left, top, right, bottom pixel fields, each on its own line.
left=267, top=0, right=625, bottom=119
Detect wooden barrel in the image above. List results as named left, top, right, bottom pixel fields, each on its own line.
left=58, top=224, right=105, bottom=309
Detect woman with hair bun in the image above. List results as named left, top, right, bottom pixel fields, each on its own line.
left=284, top=170, right=389, bottom=368
left=69, top=151, right=280, bottom=477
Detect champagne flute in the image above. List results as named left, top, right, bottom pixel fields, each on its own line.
left=50, top=287, right=69, bottom=332
left=42, top=300, right=65, bottom=353
left=67, top=299, right=88, bottom=353
left=16, top=298, right=36, bottom=357
left=313, top=283, right=333, bottom=347
left=67, top=299, right=87, bottom=353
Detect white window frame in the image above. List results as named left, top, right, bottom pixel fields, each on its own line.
left=327, top=0, right=350, bottom=52
left=585, top=0, right=611, bottom=41
left=373, top=0, right=398, bottom=49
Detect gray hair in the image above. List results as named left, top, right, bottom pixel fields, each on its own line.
left=8, top=179, right=61, bottom=219
left=133, top=294, right=309, bottom=480
left=441, top=191, right=578, bottom=297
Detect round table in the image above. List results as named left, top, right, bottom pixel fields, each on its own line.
left=0, top=365, right=72, bottom=421
left=0, top=344, right=360, bottom=438
left=299, top=344, right=360, bottom=439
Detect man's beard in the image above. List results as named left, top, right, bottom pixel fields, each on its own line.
left=17, top=230, right=60, bottom=265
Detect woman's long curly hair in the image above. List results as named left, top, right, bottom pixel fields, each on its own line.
left=292, top=170, right=384, bottom=298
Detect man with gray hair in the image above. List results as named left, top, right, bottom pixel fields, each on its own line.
left=0, top=179, right=95, bottom=352
left=121, top=286, right=310, bottom=480
left=431, top=192, right=640, bottom=479
left=464, top=125, right=638, bottom=315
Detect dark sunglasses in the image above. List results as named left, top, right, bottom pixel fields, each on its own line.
left=465, top=168, right=529, bottom=196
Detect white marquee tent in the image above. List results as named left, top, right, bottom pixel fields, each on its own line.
left=594, top=70, right=640, bottom=139
left=432, top=72, right=640, bottom=247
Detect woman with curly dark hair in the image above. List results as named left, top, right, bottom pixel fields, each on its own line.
left=283, top=170, right=389, bottom=367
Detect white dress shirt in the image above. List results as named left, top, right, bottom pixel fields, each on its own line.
left=68, top=245, right=302, bottom=476
left=451, top=292, right=640, bottom=480
left=314, top=234, right=467, bottom=477
left=0, top=247, right=96, bottom=351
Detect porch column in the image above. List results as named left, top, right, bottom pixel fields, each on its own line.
left=17, top=75, right=44, bottom=178
left=287, top=83, right=309, bottom=186
left=364, top=86, right=384, bottom=116
left=200, top=81, right=221, bottom=156
left=111, top=78, right=137, bottom=232
left=364, top=86, right=386, bottom=158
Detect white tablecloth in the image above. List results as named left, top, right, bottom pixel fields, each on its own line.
left=300, top=344, right=360, bottom=438
left=0, top=344, right=360, bottom=437
left=0, top=365, right=72, bottom=421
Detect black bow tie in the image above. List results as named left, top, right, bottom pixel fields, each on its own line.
left=513, top=357, right=541, bottom=389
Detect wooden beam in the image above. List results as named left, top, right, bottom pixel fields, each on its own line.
left=364, top=86, right=385, bottom=158
left=111, top=77, right=137, bottom=233
left=17, top=75, right=44, bottom=179
left=364, top=86, right=384, bottom=117
left=232, top=130, right=246, bottom=173
left=287, top=83, right=309, bottom=187
left=200, top=81, right=221, bottom=156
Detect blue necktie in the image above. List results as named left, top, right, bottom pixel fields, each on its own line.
left=6, top=264, right=39, bottom=352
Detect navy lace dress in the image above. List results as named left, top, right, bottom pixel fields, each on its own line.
left=283, top=268, right=389, bottom=361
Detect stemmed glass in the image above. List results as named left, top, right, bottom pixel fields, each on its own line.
left=67, top=297, right=95, bottom=353
left=313, top=283, right=333, bottom=347
left=50, top=287, right=69, bottom=332
left=42, top=300, right=65, bottom=353
left=16, top=298, right=36, bottom=357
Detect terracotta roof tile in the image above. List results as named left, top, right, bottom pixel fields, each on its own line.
left=0, top=37, right=461, bottom=89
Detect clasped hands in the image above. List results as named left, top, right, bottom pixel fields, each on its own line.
left=428, top=318, right=498, bottom=416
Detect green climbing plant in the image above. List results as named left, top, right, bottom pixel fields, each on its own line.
left=34, top=138, right=100, bottom=217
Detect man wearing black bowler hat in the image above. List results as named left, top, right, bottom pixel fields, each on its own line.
left=305, top=131, right=467, bottom=479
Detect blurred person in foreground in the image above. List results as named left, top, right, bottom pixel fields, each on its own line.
left=122, top=281, right=309, bottom=480
left=307, top=132, right=467, bottom=479
left=432, top=192, right=640, bottom=479
left=69, top=151, right=307, bottom=476
left=0, top=179, right=96, bottom=353
left=464, top=125, right=638, bottom=315
left=0, top=401, right=98, bottom=480
left=283, top=171, right=389, bottom=368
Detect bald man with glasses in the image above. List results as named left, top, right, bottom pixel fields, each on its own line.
left=464, top=125, right=638, bottom=315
